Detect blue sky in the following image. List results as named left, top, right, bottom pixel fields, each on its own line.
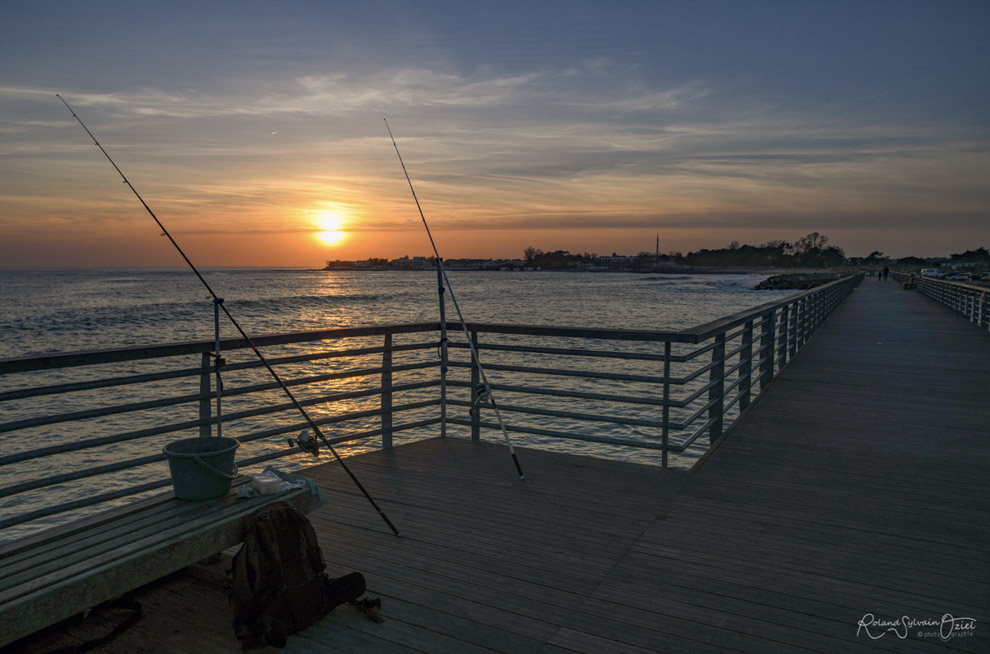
left=1, top=1, right=988, bottom=265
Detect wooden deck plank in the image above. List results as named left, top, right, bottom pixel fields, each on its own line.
left=647, top=281, right=990, bottom=651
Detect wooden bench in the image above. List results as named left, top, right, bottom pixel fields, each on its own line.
left=0, top=478, right=319, bottom=648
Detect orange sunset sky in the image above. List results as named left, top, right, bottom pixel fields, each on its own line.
left=2, top=1, right=989, bottom=267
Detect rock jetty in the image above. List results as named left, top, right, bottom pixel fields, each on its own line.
left=755, top=273, right=840, bottom=290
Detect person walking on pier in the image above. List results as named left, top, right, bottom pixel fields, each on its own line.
left=883, top=266, right=889, bottom=281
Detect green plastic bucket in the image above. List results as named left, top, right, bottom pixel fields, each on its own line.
left=163, top=437, right=240, bottom=500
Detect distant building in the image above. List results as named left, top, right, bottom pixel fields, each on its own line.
left=596, top=254, right=638, bottom=269
left=391, top=255, right=431, bottom=270
left=325, top=259, right=355, bottom=269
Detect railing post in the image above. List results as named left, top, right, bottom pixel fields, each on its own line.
left=816, top=288, right=826, bottom=329
left=199, top=352, right=212, bottom=437
left=439, top=330, right=448, bottom=438
left=708, top=333, right=725, bottom=444
left=760, top=311, right=775, bottom=391
left=662, top=341, right=671, bottom=468
left=778, top=304, right=789, bottom=369
left=739, top=320, right=753, bottom=412
left=796, top=297, right=806, bottom=349
left=437, top=263, right=448, bottom=438
left=470, top=330, right=481, bottom=442
left=381, top=333, right=393, bottom=449
left=807, top=292, right=817, bottom=334
left=787, top=302, right=801, bottom=359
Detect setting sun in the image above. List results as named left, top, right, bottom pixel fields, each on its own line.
left=317, top=229, right=345, bottom=245
left=314, top=211, right=346, bottom=246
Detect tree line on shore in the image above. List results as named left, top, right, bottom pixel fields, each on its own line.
left=327, top=238, right=989, bottom=272
left=525, top=232, right=846, bottom=269
left=523, top=235, right=990, bottom=270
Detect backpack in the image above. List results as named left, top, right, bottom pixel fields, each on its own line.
left=230, top=504, right=367, bottom=649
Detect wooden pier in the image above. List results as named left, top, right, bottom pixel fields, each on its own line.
left=7, top=279, right=989, bottom=652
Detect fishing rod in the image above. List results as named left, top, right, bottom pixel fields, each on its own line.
left=384, top=119, right=525, bottom=481
left=57, top=94, right=400, bottom=537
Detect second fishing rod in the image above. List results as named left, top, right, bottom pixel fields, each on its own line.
left=384, top=119, right=525, bottom=481
left=58, top=94, right=400, bottom=537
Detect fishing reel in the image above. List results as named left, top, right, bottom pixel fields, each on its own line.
left=287, top=429, right=320, bottom=457
left=470, top=383, right=493, bottom=416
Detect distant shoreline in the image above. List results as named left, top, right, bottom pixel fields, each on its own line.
left=314, top=265, right=857, bottom=276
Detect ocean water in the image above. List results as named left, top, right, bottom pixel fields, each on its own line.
left=0, top=268, right=793, bottom=539
left=0, top=268, right=783, bottom=355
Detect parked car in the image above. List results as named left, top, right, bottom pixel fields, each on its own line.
left=946, top=273, right=977, bottom=282
left=982, top=273, right=990, bottom=282
left=920, top=268, right=943, bottom=278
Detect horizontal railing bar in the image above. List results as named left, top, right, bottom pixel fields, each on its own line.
left=215, top=340, right=439, bottom=374
left=0, top=381, right=440, bottom=467
left=447, top=399, right=663, bottom=428
left=213, top=417, right=444, bottom=470
left=723, top=341, right=747, bottom=362
left=679, top=359, right=718, bottom=384
left=0, top=390, right=207, bottom=434
left=677, top=340, right=718, bottom=361
left=207, top=360, right=440, bottom=405
left=0, top=367, right=201, bottom=403
left=723, top=373, right=744, bottom=396
left=0, top=453, right=165, bottom=499
left=0, top=418, right=207, bottom=467
left=678, top=414, right=720, bottom=450
left=0, top=341, right=439, bottom=404
left=723, top=358, right=745, bottom=380
left=447, top=360, right=666, bottom=384
left=0, top=323, right=446, bottom=375
left=684, top=325, right=762, bottom=362
left=678, top=394, right=720, bottom=430
left=446, top=418, right=666, bottom=450
left=447, top=380, right=664, bottom=407
left=668, top=378, right=717, bottom=409
left=0, top=361, right=441, bottom=435
left=449, top=377, right=694, bottom=424
left=723, top=325, right=749, bottom=343
left=292, top=416, right=443, bottom=451
left=0, top=479, right=175, bottom=532
left=723, top=388, right=744, bottom=412
left=197, top=380, right=441, bottom=433
left=449, top=322, right=698, bottom=344
left=232, top=399, right=442, bottom=445
left=448, top=341, right=668, bottom=362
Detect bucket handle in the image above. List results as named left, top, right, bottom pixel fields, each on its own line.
left=192, top=454, right=239, bottom=480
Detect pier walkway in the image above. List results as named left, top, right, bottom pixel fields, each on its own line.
left=9, top=279, right=989, bottom=653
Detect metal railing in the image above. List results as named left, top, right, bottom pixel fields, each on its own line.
left=447, top=273, right=862, bottom=466
left=892, top=272, right=990, bottom=330
left=0, top=325, right=444, bottom=533
left=0, top=273, right=862, bottom=535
